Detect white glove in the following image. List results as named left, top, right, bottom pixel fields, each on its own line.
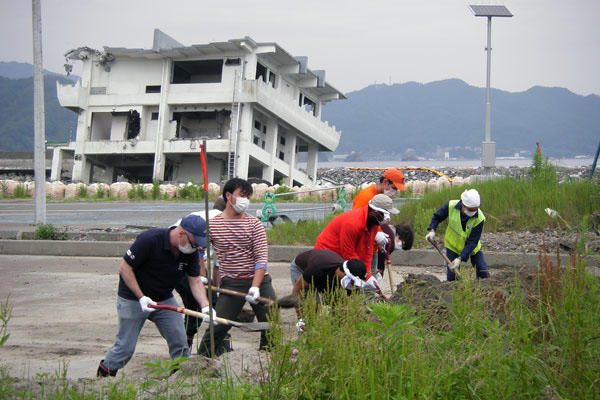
left=365, top=276, right=379, bottom=290
left=450, top=258, right=461, bottom=271
left=200, top=276, right=208, bottom=285
left=340, top=275, right=353, bottom=289
left=375, top=231, right=389, bottom=248
left=425, top=231, right=435, bottom=242
left=245, top=286, right=260, bottom=304
left=295, top=318, right=306, bottom=333
left=201, top=306, right=218, bottom=326
left=138, top=296, right=157, bottom=313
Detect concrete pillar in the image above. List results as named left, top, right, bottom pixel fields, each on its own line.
left=286, top=134, right=297, bottom=186
left=153, top=58, right=172, bottom=182
left=50, top=148, right=64, bottom=181
left=235, top=104, right=253, bottom=179
left=314, top=101, right=322, bottom=118
left=262, top=119, right=277, bottom=184
left=72, top=111, right=91, bottom=183
left=307, top=142, right=319, bottom=184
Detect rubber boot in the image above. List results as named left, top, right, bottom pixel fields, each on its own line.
left=96, top=360, right=117, bottom=378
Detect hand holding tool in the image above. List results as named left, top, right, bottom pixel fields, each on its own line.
left=210, top=285, right=275, bottom=306
left=149, top=304, right=270, bottom=332
left=427, top=237, right=461, bottom=278
left=245, top=286, right=260, bottom=304
left=139, top=296, right=157, bottom=312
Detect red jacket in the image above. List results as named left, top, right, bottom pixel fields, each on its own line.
left=314, top=206, right=377, bottom=270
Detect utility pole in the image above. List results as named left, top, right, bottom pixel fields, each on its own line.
left=32, top=0, right=46, bottom=223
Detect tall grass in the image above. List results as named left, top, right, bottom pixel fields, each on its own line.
left=267, top=176, right=599, bottom=246
left=257, top=235, right=600, bottom=399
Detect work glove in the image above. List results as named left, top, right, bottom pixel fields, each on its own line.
left=245, top=286, right=260, bottom=304
left=200, top=276, right=209, bottom=285
left=450, top=258, right=461, bottom=271
left=375, top=231, right=389, bottom=248
left=425, top=231, right=435, bottom=242
left=365, top=276, right=379, bottom=290
left=340, top=275, right=354, bottom=289
left=201, top=306, right=218, bottom=326
left=295, top=318, right=306, bottom=333
left=138, top=296, right=157, bottom=313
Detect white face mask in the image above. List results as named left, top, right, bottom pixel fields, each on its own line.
left=384, top=188, right=397, bottom=197
left=463, top=208, right=477, bottom=217
left=395, top=239, right=404, bottom=250
left=178, top=236, right=196, bottom=254
left=232, top=195, right=250, bottom=214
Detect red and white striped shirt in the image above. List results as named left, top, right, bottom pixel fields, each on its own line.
left=209, top=213, right=268, bottom=280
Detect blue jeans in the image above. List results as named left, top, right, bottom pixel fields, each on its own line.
left=446, top=248, right=490, bottom=281
left=102, top=296, right=189, bottom=372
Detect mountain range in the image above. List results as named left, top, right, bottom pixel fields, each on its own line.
left=1, top=61, right=598, bottom=158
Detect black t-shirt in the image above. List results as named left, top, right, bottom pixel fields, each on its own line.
left=118, top=228, right=200, bottom=302
left=294, top=249, right=343, bottom=292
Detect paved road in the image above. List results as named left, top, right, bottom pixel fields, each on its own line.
left=0, top=199, right=339, bottom=228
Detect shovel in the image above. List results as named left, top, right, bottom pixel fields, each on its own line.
left=427, top=237, right=461, bottom=278
left=210, top=285, right=275, bottom=306
left=149, top=304, right=270, bottom=332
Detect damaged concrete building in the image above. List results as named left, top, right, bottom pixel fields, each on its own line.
left=51, top=29, right=345, bottom=186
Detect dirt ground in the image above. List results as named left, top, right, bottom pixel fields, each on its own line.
left=0, top=254, right=447, bottom=387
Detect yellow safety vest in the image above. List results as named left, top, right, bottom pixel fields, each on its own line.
left=444, top=200, right=485, bottom=256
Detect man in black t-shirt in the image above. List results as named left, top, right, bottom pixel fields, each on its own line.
left=96, top=214, right=215, bottom=378
left=290, top=249, right=367, bottom=298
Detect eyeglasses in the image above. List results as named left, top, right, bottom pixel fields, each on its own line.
left=184, top=231, right=199, bottom=249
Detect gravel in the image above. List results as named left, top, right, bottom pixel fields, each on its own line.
left=316, top=166, right=594, bottom=185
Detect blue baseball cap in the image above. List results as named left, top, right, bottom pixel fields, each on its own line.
left=179, top=214, right=207, bottom=248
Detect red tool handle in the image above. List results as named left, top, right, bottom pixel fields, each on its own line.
left=200, top=144, right=208, bottom=192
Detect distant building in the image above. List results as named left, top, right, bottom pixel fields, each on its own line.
left=52, top=30, right=345, bottom=185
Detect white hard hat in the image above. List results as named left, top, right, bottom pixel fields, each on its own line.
left=461, top=189, right=480, bottom=208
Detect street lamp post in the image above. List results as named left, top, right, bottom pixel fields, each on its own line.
left=469, top=5, right=513, bottom=169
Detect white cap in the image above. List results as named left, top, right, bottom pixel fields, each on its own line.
left=461, top=189, right=480, bottom=208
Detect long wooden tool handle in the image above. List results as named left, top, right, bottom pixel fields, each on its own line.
left=210, top=285, right=275, bottom=306
left=428, top=238, right=461, bottom=276
left=149, top=303, right=240, bottom=327
left=386, top=255, right=395, bottom=293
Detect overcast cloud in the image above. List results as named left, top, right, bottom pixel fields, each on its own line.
left=1, top=0, right=599, bottom=96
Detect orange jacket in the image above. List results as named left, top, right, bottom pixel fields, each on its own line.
left=352, top=185, right=378, bottom=210
left=314, top=206, right=378, bottom=269
left=352, top=184, right=383, bottom=253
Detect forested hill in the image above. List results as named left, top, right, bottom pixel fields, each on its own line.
left=322, top=79, right=600, bottom=159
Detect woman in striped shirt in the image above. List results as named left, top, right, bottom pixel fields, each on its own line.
left=198, top=178, right=277, bottom=357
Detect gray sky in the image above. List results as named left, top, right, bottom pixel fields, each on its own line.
left=1, top=0, right=599, bottom=96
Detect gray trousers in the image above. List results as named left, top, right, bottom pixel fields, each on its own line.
left=199, top=275, right=277, bottom=356
left=102, top=296, right=188, bottom=372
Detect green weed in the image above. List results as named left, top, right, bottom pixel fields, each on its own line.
left=77, top=184, right=87, bottom=198
left=34, top=224, right=66, bottom=240
left=13, top=183, right=30, bottom=198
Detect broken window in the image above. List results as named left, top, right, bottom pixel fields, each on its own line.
left=253, top=136, right=260, bottom=145
left=225, top=58, right=241, bottom=65
left=303, top=96, right=316, bottom=116
left=151, top=112, right=159, bottom=120
left=268, top=71, right=277, bottom=88
left=256, top=63, right=267, bottom=83
left=172, top=111, right=230, bottom=139
left=145, top=85, right=161, bottom=93
left=127, top=110, right=140, bottom=139
left=279, top=151, right=285, bottom=161
left=280, top=136, right=286, bottom=146
left=172, top=60, right=223, bottom=84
